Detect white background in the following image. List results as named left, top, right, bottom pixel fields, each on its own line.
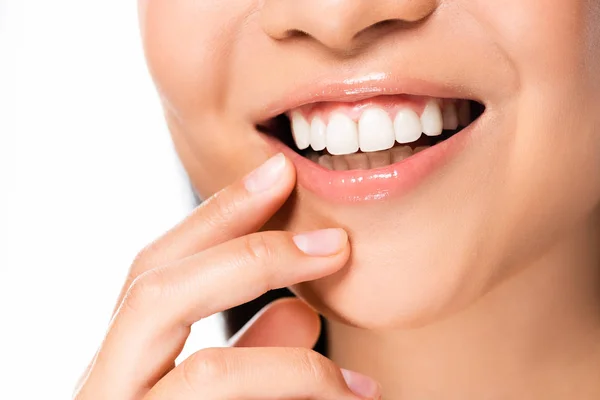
left=1, top=1, right=227, bottom=398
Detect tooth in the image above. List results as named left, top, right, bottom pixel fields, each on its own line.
left=394, top=108, right=422, bottom=144
left=358, top=108, right=395, bottom=153
left=310, top=117, right=327, bottom=151
left=368, top=150, right=392, bottom=169
left=391, top=146, right=414, bottom=163
left=414, top=146, right=430, bottom=154
left=421, top=100, right=443, bottom=136
left=326, top=113, right=359, bottom=156
left=458, top=100, right=471, bottom=127
left=291, top=112, right=310, bottom=150
left=442, top=102, right=459, bottom=130
left=318, top=155, right=334, bottom=170
left=306, top=152, right=320, bottom=163
left=332, top=156, right=350, bottom=171
left=345, top=153, right=370, bottom=170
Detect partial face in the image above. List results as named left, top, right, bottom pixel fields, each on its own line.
left=140, top=0, right=600, bottom=328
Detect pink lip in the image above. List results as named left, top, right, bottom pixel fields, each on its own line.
left=257, top=73, right=481, bottom=203
left=255, top=72, right=478, bottom=123
left=264, top=126, right=472, bottom=202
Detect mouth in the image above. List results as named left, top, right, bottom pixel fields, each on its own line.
left=259, top=96, right=484, bottom=169
left=257, top=88, right=486, bottom=202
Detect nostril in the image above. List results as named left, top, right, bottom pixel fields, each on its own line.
left=287, top=29, right=310, bottom=40
left=367, top=15, right=431, bottom=34
left=370, top=19, right=399, bottom=30
left=260, top=0, right=439, bottom=54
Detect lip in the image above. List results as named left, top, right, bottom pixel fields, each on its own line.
left=256, top=72, right=481, bottom=203
left=254, top=72, right=481, bottom=124
left=263, top=123, right=472, bottom=202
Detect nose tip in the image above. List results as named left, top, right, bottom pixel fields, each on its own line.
left=261, top=0, right=438, bottom=53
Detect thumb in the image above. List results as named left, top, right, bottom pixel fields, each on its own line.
left=229, top=298, right=321, bottom=348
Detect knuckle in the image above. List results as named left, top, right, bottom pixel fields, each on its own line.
left=204, top=191, right=244, bottom=230
left=240, top=234, right=281, bottom=290
left=182, top=348, right=230, bottom=390
left=242, top=233, right=277, bottom=264
left=127, top=241, right=162, bottom=282
left=122, top=269, right=165, bottom=312
left=291, top=348, right=337, bottom=382
left=132, top=241, right=160, bottom=270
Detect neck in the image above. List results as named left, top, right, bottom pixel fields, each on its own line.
left=328, top=219, right=600, bottom=399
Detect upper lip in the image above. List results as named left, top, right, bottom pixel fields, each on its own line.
left=254, top=71, right=483, bottom=124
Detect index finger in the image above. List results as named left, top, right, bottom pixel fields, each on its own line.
left=115, top=153, right=295, bottom=311
left=76, top=153, right=295, bottom=393
left=81, top=229, right=350, bottom=399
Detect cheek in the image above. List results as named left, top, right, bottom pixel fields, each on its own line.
left=140, top=0, right=272, bottom=198
left=472, top=0, right=600, bottom=236
left=469, top=0, right=600, bottom=95
left=143, top=1, right=215, bottom=116
left=498, top=1, right=600, bottom=228
left=140, top=0, right=255, bottom=120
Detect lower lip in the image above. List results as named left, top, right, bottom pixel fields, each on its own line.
left=263, top=125, right=474, bottom=203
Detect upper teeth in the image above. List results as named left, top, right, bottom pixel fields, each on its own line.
left=291, top=100, right=464, bottom=156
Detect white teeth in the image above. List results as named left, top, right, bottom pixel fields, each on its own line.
left=290, top=98, right=468, bottom=155
left=326, top=113, right=359, bottom=156
left=394, top=108, right=422, bottom=144
left=421, top=100, right=444, bottom=137
left=310, top=117, right=327, bottom=151
left=291, top=112, right=310, bottom=150
left=358, top=108, right=396, bottom=152
left=442, top=102, right=459, bottom=130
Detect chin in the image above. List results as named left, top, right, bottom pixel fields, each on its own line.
left=290, top=238, right=478, bottom=330
left=278, top=186, right=500, bottom=330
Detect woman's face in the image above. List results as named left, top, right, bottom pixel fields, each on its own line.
left=140, top=0, right=600, bottom=328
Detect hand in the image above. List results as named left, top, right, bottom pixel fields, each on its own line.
left=74, top=153, right=381, bottom=400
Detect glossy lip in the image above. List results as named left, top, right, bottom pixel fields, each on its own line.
left=254, top=72, right=481, bottom=124
left=256, top=72, right=483, bottom=203
left=263, top=123, right=473, bottom=202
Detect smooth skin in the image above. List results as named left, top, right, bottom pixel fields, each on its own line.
left=74, top=154, right=380, bottom=399
left=79, top=0, right=600, bottom=398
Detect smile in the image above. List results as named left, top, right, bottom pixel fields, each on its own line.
left=257, top=76, right=486, bottom=202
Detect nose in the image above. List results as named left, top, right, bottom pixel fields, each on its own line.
left=260, top=0, right=438, bottom=54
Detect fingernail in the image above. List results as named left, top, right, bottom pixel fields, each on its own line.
left=341, top=369, right=382, bottom=399
left=243, top=153, right=286, bottom=193
left=292, top=228, right=347, bottom=257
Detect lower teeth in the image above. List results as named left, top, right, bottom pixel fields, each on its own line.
left=307, top=145, right=430, bottom=171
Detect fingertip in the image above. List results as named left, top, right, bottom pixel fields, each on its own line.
left=243, top=153, right=296, bottom=195
left=280, top=154, right=297, bottom=192
left=230, top=298, right=321, bottom=348
left=340, top=369, right=382, bottom=400
left=293, top=228, right=349, bottom=257
left=243, top=153, right=286, bottom=193
left=271, top=298, right=322, bottom=347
